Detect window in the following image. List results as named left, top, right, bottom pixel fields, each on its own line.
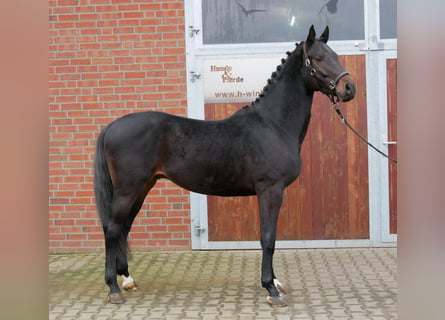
left=379, top=0, right=397, bottom=39
left=202, top=0, right=365, bottom=44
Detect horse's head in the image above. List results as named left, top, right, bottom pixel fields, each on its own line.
left=302, top=25, right=356, bottom=102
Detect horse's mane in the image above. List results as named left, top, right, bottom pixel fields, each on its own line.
left=245, top=42, right=304, bottom=108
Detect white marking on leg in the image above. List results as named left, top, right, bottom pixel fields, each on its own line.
left=122, top=275, right=134, bottom=287
left=273, top=278, right=286, bottom=294
left=122, top=275, right=138, bottom=290
left=273, top=278, right=282, bottom=288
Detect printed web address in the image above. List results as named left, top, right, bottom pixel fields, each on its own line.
left=214, top=90, right=261, bottom=99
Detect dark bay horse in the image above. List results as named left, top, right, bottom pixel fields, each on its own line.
left=94, top=25, right=356, bottom=307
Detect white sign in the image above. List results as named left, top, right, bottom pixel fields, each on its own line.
left=203, top=57, right=280, bottom=103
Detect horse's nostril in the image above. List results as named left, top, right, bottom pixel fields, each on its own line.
left=345, top=82, right=356, bottom=97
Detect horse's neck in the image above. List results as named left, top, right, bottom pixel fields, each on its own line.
left=255, top=48, right=314, bottom=140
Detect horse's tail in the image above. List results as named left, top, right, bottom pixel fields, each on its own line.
left=94, top=125, right=128, bottom=262
left=94, top=126, right=113, bottom=228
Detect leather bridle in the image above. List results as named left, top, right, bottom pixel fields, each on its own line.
left=302, top=43, right=349, bottom=99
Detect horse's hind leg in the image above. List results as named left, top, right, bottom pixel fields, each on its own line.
left=115, top=205, right=141, bottom=292
left=104, top=194, right=133, bottom=303
left=105, top=180, right=153, bottom=303
left=116, top=182, right=155, bottom=292
left=117, top=210, right=140, bottom=292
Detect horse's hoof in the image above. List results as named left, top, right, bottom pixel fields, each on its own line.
left=123, top=281, right=138, bottom=291
left=122, top=275, right=139, bottom=291
left=122, top=276, right=138, bottom=291
left=274, top=278, right=287, bottom=295
left=267, top=295, right=287, bottom=307
left=108, top=292, right=126, bottom=304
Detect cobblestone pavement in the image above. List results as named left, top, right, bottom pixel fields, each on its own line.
left=49, top=248, right=397, bottom=319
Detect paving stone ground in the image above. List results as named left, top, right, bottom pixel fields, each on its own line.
left=49, top=248, right=397, bottom=319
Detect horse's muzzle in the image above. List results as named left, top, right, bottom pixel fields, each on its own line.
left=336, top=76, right=356, bottom=102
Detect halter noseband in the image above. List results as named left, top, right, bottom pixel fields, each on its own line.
left=303, top=43, right=349, bottom=92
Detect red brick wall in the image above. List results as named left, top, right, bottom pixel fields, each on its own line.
left=49, top=0, right=190, bottom=253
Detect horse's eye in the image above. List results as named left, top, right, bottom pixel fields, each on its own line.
left=315, top=56, right=323, bottom=62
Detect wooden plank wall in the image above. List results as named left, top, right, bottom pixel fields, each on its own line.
left=206, top=55, right=369, bottom=241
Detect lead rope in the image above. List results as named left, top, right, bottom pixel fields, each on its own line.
left=331, top=100, right=398, bottom=164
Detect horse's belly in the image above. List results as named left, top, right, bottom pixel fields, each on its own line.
left=189, top=184, right=256, bottom=197
left=167, top=170, right=256, bottom=197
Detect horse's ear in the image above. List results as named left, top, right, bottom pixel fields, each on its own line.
left=319, top=26, right=329, bottom=43
left=306, top=25, right=316, bottom=48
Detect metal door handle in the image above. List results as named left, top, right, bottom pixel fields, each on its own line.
left=382, top=141, right=397, bottom=145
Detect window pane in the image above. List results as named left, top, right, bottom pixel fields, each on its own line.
left=380, top=0, right=397, bottom=39
left=202, top=0, right=364, bottom=44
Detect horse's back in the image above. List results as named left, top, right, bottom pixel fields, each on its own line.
left=104, top=111, right=174, bottom=143
left=103, top=111, right=194, bottom=158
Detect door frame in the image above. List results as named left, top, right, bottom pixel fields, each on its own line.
left=185, top=0, right=397, bottom=249
left=379, top=50, right=397, bottom=243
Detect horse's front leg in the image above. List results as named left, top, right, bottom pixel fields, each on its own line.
left=257, top=185, right=287, bottom=307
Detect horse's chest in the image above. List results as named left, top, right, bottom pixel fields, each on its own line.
left=246, top=138, right=302, bottom=184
